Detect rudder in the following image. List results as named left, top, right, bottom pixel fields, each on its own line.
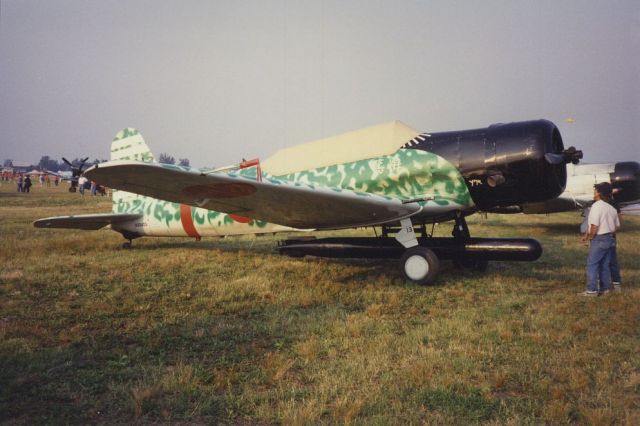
left=111, top=128, right=156, bottom=162
left=110, top=128, right=155, bottom=212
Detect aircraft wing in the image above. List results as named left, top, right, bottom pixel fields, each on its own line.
left=84, top=161, right=423, bottom=229
left=34, top=213, right=142, bottom=230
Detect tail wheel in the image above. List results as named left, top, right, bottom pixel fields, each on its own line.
left=400, top=246, right=440, bottom=285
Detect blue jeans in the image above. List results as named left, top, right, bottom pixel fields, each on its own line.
left=586, top=234, right=615, bottom=292
left=610, top=242, right=621, bottom=283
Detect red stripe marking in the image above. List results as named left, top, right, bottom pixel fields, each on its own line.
left=180, top=204, right=201, bottom=240
left=229, top=214, right=252, bottom=223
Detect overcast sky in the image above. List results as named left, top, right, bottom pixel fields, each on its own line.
left=1, top=0, right=638, bottom=167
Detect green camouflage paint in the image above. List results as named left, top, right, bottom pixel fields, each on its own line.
left=274, top=149, right=473, bottom=208
left=114, top=196, right=180, bottom=227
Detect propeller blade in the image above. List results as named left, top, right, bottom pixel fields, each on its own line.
left=62, top=157, right=73, bottom=166
left=74, top=157, right=91, bottom=175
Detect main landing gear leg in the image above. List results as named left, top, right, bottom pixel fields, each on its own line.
left=452, top=215, right=488, bottom=272
left=452, top=214, right=471, bottom=240
left=396, top=218, right=440, bottom=285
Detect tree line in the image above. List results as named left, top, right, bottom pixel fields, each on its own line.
left=158, top=153, right=190, bottom=167
left=2, top=153, right=189, bottom=171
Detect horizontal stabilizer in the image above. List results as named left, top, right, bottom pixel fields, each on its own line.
left=33, top=213, right=142, bottom=230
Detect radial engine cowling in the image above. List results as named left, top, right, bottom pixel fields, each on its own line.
left=412, top=120, right=581, bottom=210
left=611, top=161, right=640, bottom=205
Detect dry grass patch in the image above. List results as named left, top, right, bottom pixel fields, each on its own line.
left=1, top=184, right=639, bottom=424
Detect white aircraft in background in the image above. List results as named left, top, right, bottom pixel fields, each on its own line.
left=533, top=117, right=640, bottom=219
left=485, top=161, right=640, bottom=231
left=523, top=162, right=639, bottom=214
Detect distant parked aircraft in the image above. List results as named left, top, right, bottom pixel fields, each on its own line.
left=487, top=162, right=639, bottom=217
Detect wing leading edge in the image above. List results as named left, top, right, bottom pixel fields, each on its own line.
left=84, top=161, right=423, bottom=229
left=34, top=213, right=142, bottom=230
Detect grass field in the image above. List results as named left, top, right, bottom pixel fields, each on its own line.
left=1, top=182, right=639, bottom=424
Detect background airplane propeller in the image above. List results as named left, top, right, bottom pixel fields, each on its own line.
left=62, top=156, right=90, bottom=178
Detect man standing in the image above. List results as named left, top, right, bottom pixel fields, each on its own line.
left=78, top=176, right=87, bottom=195
left=579, top=182, right=620, bottom=296
left=23, top=175, right=32, bottom=193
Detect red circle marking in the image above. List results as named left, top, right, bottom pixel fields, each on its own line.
left=182, top=182, right=256, bottom=199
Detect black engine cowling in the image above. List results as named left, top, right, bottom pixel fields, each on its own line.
left=406, top=120, right=581, bottom=210
left=611, top=161, right=640, bottom=205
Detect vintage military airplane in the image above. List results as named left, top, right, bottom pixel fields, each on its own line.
left=35, top=120, right=582, bottom=284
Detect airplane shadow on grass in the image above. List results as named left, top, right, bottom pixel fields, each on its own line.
left=485, top=241, right=638, bottom=290
left=117, top=224, right=638, bottom=289
left=127, top=239, right=484, bottom=287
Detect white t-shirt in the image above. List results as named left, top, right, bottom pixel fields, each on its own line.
left=588, top=200, right=620, bottom=234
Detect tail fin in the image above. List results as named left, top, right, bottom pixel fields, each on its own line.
left=111, top=128, right=156, bottom=162
left=110, top=128, right=155, bottom=213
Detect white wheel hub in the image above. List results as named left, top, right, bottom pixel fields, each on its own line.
left=404, top=254, right=429, bottom=280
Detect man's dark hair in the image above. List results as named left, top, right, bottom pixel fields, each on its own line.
left=594, top=182, right=613, bottom=198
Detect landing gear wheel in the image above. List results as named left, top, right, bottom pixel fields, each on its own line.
left=400, top=246, right=440, bottom=285
left=122, top=241, right=132, bottom=249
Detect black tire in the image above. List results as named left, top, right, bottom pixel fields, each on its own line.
left=400, top=246, right=440, bottom=285
left=121, top=241, right=132, bottom=249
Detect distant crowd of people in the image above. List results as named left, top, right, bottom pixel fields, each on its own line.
left=2, top=171, right=106, bottom=196
left=16, top=174, right=33, bottom=193
left=5, top=172, right=60, bottom=193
